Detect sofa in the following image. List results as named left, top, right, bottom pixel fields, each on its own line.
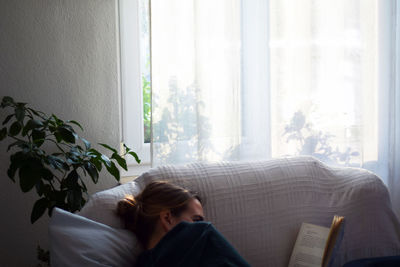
left=49, top=156, right=400, bottom=266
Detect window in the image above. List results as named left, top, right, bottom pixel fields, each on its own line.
left=119, top=0, right=399, bottom=187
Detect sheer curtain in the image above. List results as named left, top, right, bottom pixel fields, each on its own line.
left=150, top=0, right=400, bottom=214
left=151, top=0, right=242, bottom=164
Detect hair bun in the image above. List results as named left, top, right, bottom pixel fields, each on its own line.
left=124, top=195, right=137, bottom=206
left=116, top=195, right=139, bottom=228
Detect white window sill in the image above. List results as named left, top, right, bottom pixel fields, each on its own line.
left=119, top=162, right=152, bottom=184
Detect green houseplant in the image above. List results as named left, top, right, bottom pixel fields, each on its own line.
left=0, top=96, right=141, bottom=224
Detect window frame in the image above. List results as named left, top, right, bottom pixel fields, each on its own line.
left=119, top=0, right=151, bottom=177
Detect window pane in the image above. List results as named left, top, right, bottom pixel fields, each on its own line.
left=269, top=0, right=378, bottom=166
left=139, top=0, right=151, bottom=143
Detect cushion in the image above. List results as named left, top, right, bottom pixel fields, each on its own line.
left=79, top=181, right=143, bottom=228
left=78, top=156, right=400, bottom=267
left=49, top=208, right=142, bottom=267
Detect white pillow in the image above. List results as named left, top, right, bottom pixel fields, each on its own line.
left=49, top=208, right=142, bottom=267
left=79, top=181, right=143, bottom=228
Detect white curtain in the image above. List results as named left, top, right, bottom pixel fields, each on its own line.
left=150, top=0, right=242, bottom=164
left=150, top=0, right=400, bottom=214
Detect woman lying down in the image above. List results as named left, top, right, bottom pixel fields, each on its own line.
left=117, top=181, right=250, bottom=267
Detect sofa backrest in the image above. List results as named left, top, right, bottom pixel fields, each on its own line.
left=79, top=156, right=400, bottom=267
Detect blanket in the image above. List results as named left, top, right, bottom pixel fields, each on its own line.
left=135, top=221, right=250, bottom=267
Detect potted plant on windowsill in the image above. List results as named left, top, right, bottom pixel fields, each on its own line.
left=0, top=96, right=141, bottom=265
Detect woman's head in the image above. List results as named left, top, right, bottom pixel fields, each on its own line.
left=116, top=181, right=204, bottom=248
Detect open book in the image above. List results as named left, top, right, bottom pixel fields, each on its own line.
left=288, top=215, right=345, bottom=267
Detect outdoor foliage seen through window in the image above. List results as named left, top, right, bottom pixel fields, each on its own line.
left=140, top=0, right=151, bottom=143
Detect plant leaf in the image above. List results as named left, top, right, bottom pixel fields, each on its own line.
left=84, top=162, right=99, bottom=183
left=2, top=114, right=13, bottom=125
left=53, top=190, right=67, bottom=203
left=23, top=119, right=43, bottom=136
left=90, top=157, right=102, bottom=172
left=8, top=152, right=28, bottom=182
left=105, top=161, right=120, bottom=181
left=27, top=108, right=44, bottom=118
left=1, top=96, right=14, bottom=107
left=15, top=104, right=26, bottom=122
left=32, top=130, right=45, bottom=147
left=15, top=142, right=30, bottom=152
left=128, top=151, right=141, bottom=164
left=67, top=189, right=83, bottom=212
left=47, top=204, right=56, bottom=217
left=51, top=114, right=63, bottom=126
left=35, top=182, right=50, bottom=198
left=58, top=127, right=76, bottom=143
left=99, top=143, right=118, bottom=154
left=87, top=148, right=101, bottom=158
left=7, top=161, right=19, bottom=182
left=69, top=146, right=82, bottom=157
left=111, top=153, right=127, bottom=171
left=100, top=154, right=111, bottom=167
left=9, top=151, right=27, bottom=163
left=19, top=160, right=42, bottom=192
left=54, top=131, right=62, bottom=142
left=81, top=138, right=91, bottom=150
left=64, top=169, right=79, bottom=189
left=67, top=120, right=84, bottom=131
left=31, top=198, right=48, bottom=224
left=123, top=143, right=130, bottom=152
left=9, top=121, right=22, bottom=136
left=47, top=155, right=69, bottom=171
left=0, top=127, right=7, bottom=141
left=48, top=125, right=56, bottom=133
left=35, top=180, right=44, bottom=196
left=79, top=179, right=88, bottom=193
left=40, top=168, right=53, bottom=181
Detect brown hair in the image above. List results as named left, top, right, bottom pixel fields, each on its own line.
left=116, top=181, right=201, bottom=247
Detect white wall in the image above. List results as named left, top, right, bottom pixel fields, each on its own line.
left=0, top=0, right=121, bottom=265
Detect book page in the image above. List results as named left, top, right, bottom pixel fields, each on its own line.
left=288, top=223, right=330, bottom=267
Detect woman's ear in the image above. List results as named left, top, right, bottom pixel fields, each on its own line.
left=159, top=210, right=174, bottom=232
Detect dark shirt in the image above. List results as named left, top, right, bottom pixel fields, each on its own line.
left=135, top=221, right=251, bottom=267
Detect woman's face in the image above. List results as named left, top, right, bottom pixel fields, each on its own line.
left=170, top=198, right=204, bottom=227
